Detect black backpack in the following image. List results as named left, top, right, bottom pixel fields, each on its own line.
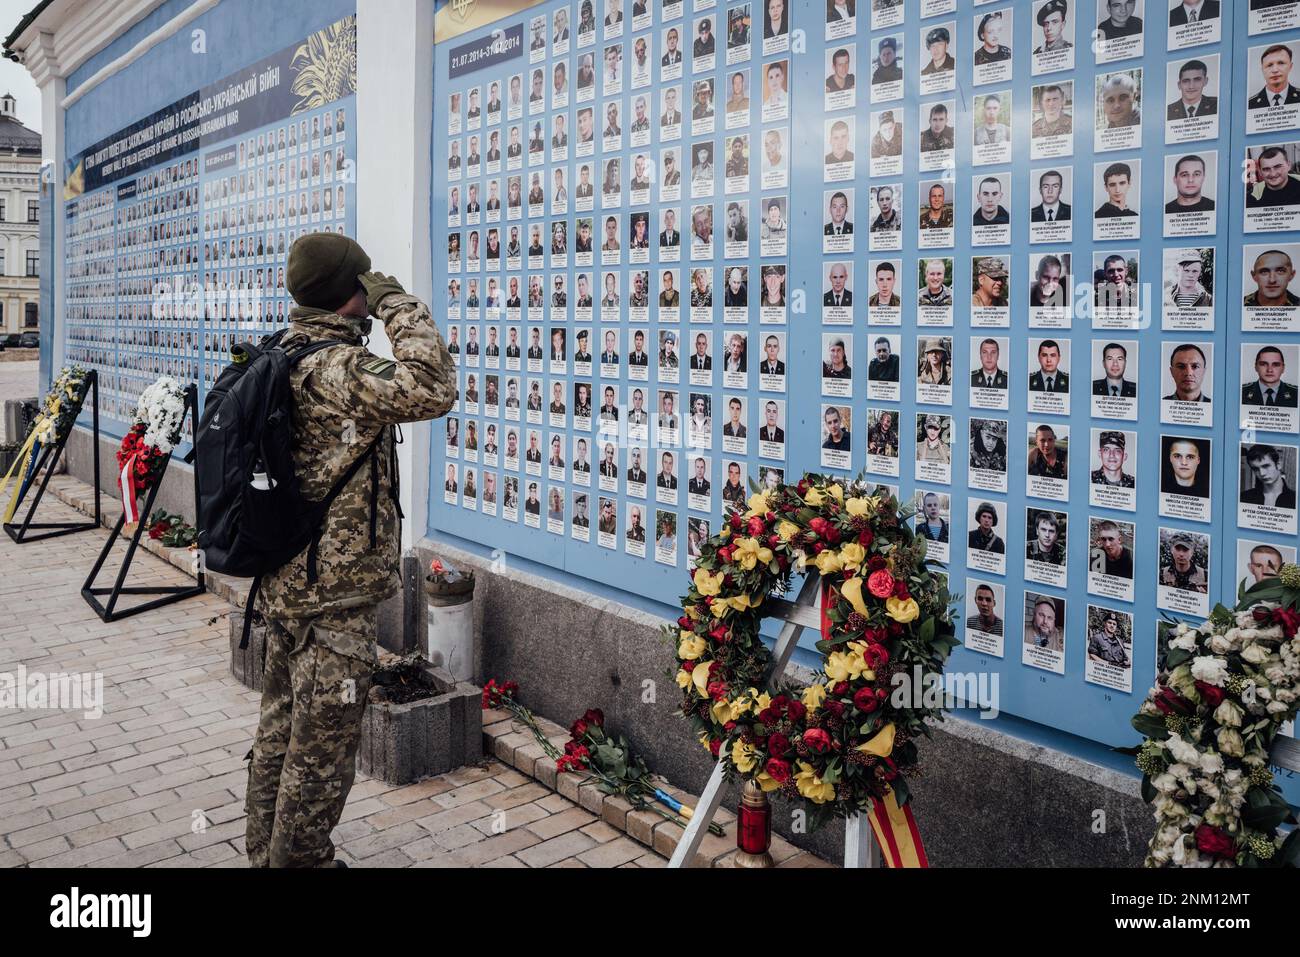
left=194, top=329, right=383, bottom=647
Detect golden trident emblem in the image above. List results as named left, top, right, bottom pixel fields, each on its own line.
left=449, top=0, right=475, bottom=21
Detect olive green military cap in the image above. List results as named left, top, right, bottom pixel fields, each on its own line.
left=286, top=233, right=372, bottom=310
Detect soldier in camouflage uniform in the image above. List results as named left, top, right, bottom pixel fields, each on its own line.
left=245, top=234, right=456, bottom=868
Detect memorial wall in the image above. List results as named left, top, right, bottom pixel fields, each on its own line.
left=428, top=0, right=1300, bottom=774
left=61, top=11, right=359, bottom=441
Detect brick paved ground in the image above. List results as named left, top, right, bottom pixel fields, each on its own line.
left=0, top=495, right=667, bottom=868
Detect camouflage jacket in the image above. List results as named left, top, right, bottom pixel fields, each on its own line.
left=257, top=295, right=455, bottom=652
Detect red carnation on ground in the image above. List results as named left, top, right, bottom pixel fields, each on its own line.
left=868, top=555, right=887, bottom=572
left=808, top=517, right=830, bottom=539
left=747, top=516, right=766, bottom=536
left=893, top=579, right=910, bottom=599
left=708, top=738, right=722, bottom=757
left=709, top=624, right=729, bottom=642
left=786, top=700, right=806, bottom=723
left=767, top=732, right=790, bottom=757
left=858, top=527, right=874, bottom=548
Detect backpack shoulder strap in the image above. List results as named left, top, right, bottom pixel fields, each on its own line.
left=304, top=433, right=384, bottom=583
left=284, top=338, right=345, bottom=366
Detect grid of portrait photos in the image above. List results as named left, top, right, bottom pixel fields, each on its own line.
left=63, top=101, right=355, bottom=435
left=439, top=0, right=792, bottom=570
left=845, top=0, right=1247, bottom=702
left=1235, top=0, right=1300, bottom=668
left=431, top=0, right=1300, bottom=745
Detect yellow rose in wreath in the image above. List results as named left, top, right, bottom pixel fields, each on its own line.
left=693, top=568, right=724, bottom=597
left=803, top=486, right=825, bottom=507
left=814, top=549, right=844, bottom=575
left=732, top=739, right=758, bottom=773
left=733, top=537, right=774, bottom=571
left=777, top=520, right=801, bottom=542
left=845, top=496, right=876, bottom=518
left=886, top=596, right=920, bottom=623
left=745, top=492, right=771, bottom=518
left=794, top=762, right=836, bottom=804
left=826, top=483, right=844, bottom=502
left=801, top=683, right=827, bottom=712
left=678, top=632, right=707, bottom=660
left=838, top=542, right=866, bottom=571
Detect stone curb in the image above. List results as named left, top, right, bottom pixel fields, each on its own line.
left=481, top=706, right=831, bottom=869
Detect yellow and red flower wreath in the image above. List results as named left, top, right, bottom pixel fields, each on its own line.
left=667, top=474, right=958, bottom=835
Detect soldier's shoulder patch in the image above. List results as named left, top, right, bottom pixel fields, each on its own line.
left=357, top=355, right=397, bottom=380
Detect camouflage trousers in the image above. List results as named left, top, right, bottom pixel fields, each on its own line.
left=245, top=606, right=377, bottom=868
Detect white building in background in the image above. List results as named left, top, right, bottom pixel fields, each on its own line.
left=0, top=91, right=40, bottom=337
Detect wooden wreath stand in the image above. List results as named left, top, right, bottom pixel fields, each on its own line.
left=82, top=384, right=206, bottom=623
left=668, top=574, right=881, bottom=868
left=4, top=369, right=102, bottom=543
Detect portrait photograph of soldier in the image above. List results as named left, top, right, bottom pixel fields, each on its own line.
left=1160, top=342, right=1213, bottom=427
left=870, top=35, right=904, bottom=101
left=1023, top=593, right=1066, bottom=673
left=972, top=94, right=1012, bottom=167
left=1162, top=247, right=1214, bottom=320
left=1245, top=144, right=1300, bottom=232
left=1156, top=528, right=1210, bottom=617
left=1032, top=0, right=1075, bottom=74
left=1089, top=428, right=1138, bottom=511
left=868, top=335, right=901, bottom=382
left=1084, top=606, right=1132, bottom=691
left=1096, top=0, right=1144, bottom=43
left=918, top=179, right=955, bottom=238
left=1027, top=421, right=1070, bottom=481
left=965, top=582, right=1006, bottom=656
left=919, top=23, right=956, bottom=95
left=972, top=9, right=1013, bottom=85
left=915, top=413, right=953, bottom=478
left=1025, top=508, right=1068, bottom=567
left=1240, top=344, right=1300, bottom=435
left=920, top=257, right=961, bottom=310
left=1239, top=442, right=1299, bottom=530
left=1089, top=518, right=1136, bottom=601
left=1095, top=69, right=1143, bottom=151
left=869, top=109, right=904, bottom=176
left=1248, top=42, right=1300, bottom=135
left=918, top=101, right=955, bottom=171
left=913, top=490, right=950, bottom=546
left=1237, top=539, right=1296, bottom=593
left=1242, top=245, right=1300, bottom=317
left=1160, top=435, right=1213, bottom=522
left=968, top=500, right=1007, bottom=556
left=867, top=408, right=901, bottom=461
left=825, top=45, right=857, bottom=111
left=970, top=418, right=1009, bottom=476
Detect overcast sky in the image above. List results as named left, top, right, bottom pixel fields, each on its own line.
left=0, top=0, right=44, bottom=133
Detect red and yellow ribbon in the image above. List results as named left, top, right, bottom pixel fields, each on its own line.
left=819, top=581, right=930, bottom=869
